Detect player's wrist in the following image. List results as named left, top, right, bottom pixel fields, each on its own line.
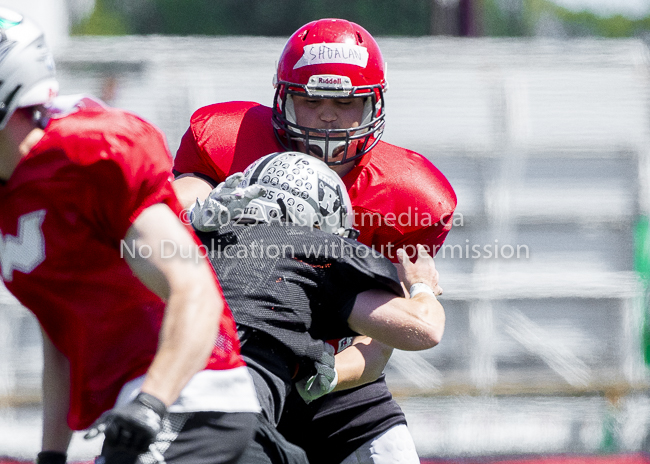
left=36, top=451, right=67, bottom=464
left=409, top=282, right=436, bottom=299
left=135, top=392, right=167, bottom=419
left=327, top=368, right=339, bottom=394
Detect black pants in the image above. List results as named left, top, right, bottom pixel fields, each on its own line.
left=99, top=411, right=256, bottom=464
left=236, top=414, right=309, bottom=464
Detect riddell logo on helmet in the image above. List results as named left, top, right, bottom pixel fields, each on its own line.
left=307, top=75, right=352, bottom=92
left=319, top=76, right=342, bottom=85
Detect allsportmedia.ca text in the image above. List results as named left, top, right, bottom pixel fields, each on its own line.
left=178, top=207, right=465, bottom=230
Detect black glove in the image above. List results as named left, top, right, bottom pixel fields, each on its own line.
left=100, top=392, right=166, bottom=460
left=36, top=451, right=66, bottom=464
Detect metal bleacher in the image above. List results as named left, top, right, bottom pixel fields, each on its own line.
left=381, top=38, right=650, bottom=456
left=382, top=38, right=649, bottom=398
left=1, top=36, right=650, bottom=458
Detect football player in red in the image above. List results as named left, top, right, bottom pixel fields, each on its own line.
left=0, top=9, right=259, bottom=464
left=173, top=18, right=457, bottom=464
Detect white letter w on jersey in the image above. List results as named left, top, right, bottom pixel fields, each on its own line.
left=0, top=210, right=46, bottom=282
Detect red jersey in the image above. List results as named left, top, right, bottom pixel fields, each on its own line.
left=0, top=106, right=249, bottom=430
left=175, top=101, right=457, bottom=261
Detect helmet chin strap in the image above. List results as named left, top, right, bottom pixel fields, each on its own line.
left=284, top=95, right=373, bottom=162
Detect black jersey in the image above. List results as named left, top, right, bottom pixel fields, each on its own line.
left=196, top=222, right=402, bottom=424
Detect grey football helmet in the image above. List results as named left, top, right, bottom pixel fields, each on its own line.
left=234, top=151, right=356, bottom=236
left=0, top=7, right=58, bottom=130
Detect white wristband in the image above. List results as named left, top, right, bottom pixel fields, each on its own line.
left=409, top=282, right=436, bottom=299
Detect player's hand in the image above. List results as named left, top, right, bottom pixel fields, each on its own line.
left=209, top=172, right=246, bottom=198
left=191, top=172, right=266, bottom=232
left=191, top=196, right=231, bottom=232
left=212, top=172, right=266, bottom=220
left=85, top=392, right=166, bottom=461
left=295, top=343, right=338, bottom=404
left=397, top=245, right=442, bottom=296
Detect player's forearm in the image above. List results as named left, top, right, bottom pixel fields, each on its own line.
left=125, top=204, right=224, bottom=406
left=402, top=293, right=445, bottom=349
left=349, top=289, right=445, bottom=351
left=41, top=330, right=73, bottom=453
left=141, top=277, right=222, bottom=406
left=375, top=293, right=446, bottom=350
left=172, top=174, right=214, bottom=210
left=332, top=337, right=393, bottom=391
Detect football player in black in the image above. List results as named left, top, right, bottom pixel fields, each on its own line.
left=191, top=152, right=445, bottom=464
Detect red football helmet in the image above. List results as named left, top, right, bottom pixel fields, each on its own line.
left=272, top=18, right=388, bottom=165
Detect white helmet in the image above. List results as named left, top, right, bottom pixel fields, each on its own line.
left=0, top=8, right=58, bottom=130
left=235, top=152, right=356, bottom=235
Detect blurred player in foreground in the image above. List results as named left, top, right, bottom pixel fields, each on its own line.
left=174, top=17, right=456, bottom=464
left=191, top=151, right=445, bottom=464
left=0, top=9, right=259, bottom=464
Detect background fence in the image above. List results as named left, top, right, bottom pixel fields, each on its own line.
left=1, top=35, right=650, bottom=460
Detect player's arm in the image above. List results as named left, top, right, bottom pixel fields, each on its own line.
left=172, top=173, right=214, bottom=210
left=95, top=203, right=225, bottom=458
left=336, top=222, right=448, bottom=382
left=348, top=245, right=445, bottom=351
left=332, top=245, right=443, bottom=390
left=297, top=245, right=444, bottom=403
left=123, top=202, right=224, bottom=405
left=40, top=329, right=73, bottom=460
left=331, top=336, right=393, bottom=392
